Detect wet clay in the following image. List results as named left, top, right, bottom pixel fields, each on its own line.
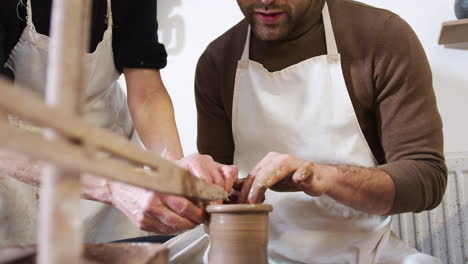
left=207, top=204, right=273, bottom=264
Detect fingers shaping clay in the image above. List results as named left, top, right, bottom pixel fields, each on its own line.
left=207, top=204, right=273, bottom=264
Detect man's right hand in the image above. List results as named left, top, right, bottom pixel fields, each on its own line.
left=110, top=182, right=204, bottom=234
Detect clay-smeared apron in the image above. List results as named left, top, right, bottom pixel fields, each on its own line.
left=0, top=0, right=148, bottom=244
left=164, top=3, right=441, bottom=264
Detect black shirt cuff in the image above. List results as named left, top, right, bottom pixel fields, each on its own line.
left=114, top=42, right=167, bottom=73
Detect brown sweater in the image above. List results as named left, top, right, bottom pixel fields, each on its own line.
left=195, top=0, right=447, bottom=214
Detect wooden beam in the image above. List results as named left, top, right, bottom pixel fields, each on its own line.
left=0, top=77, right=182, bottom=172
left=0, top=79, right=227, bottom=201
left=38, top=0, right=91, bottom=263
left=0, top=123, right=227, bottom=200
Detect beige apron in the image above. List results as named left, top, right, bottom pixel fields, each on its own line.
left=0, top=0, right=147, bottom=245
left=165, top=3, right=441, bottom=264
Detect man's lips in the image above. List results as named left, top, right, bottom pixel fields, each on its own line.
left=254, top=11, right=285, bottom=25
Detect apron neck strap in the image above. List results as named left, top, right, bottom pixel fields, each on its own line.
left=240, top=0, right=339, bottom=60
left=322, top=1, right=339, bottom=55
left=240, top=26, right=251, bottom=61
left=25, top=0, right=35, bottom=30
left=106, top=0, right=113, bottom=31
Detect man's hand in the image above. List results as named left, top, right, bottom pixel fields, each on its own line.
left=110, top=153, right=238, bottom=234
left=175, top=153, right=238, bottom=192
left=110, top=182, right=204, bottom=234
left=239, top=152, right=396, bottom=215
left=243, top=152, right=337, bottom=204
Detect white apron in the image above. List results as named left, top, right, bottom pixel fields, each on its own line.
left=0, top=0, right=148, bottom=245
left=165, top=3, right=441, bottom=264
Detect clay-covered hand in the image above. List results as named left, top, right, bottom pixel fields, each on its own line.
left=111, top=154, right=238, bottom=234
left=243, top=152, right=337, bottom=204
left=110, top=182, right=205, bottom=234
left=175, top=153, right=238, bottom=192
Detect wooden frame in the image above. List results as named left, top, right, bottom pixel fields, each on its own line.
left=37, top=0, right=90, bottom=262
left=0, top=79, right=226, bottom=201
left=0, top=0, right=226, bottom=263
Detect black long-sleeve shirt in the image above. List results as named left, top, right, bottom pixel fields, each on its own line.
left=1, top=0, right=167, bottom=80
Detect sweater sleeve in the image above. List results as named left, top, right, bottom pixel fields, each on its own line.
left=195, top=48, right=235, bottom=165
left=373, top=14, right=447, bottom=214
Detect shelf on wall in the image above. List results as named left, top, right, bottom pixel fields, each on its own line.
left=439, top=18, right=468, bottom=48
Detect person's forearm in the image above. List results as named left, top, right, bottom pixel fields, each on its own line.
left=124, top=68, right=183, bottom=160
left=272, top=164, right=395, bottom=215
left=0, top=152, right=113, bottom=204
left=321, top=164, right=396, bottom=215
left=0, top=110, right=114, bottom=203
left=129, top=89, right=183, bottom=159
left=247, top=152, right=396, bottom=215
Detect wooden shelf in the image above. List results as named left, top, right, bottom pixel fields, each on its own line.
left=439, top=18, right=468, bottom=45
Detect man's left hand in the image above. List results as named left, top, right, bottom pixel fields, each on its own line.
left=244, top=152, right=338, bottom=204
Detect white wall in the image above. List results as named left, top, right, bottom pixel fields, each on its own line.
left=360, top=1, right=468, bottom=154
left=156, top=0, right=243, bottom=154
left=118, top=0, right=243, bottom=154
left=125, top=0, right=468, bottom=155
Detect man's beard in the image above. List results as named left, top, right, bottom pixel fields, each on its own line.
left=241, top=1, right=311, bottom=41
left=246, top=3, right=293, bottom=41
left=251, top=14, right=293, bottom=41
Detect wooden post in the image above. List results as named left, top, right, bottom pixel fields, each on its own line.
left=38, top=0, right=91, bottom=263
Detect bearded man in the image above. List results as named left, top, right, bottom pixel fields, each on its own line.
left=164, top=0, right=446, bottom=263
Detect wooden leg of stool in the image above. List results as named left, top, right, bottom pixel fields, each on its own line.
left=37, top=0, right=91, bottom=263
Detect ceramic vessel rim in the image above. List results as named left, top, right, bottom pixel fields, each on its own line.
left=206, top=204, right=273, bottom=213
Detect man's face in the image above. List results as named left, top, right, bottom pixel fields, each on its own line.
left=237, top=0, right=313, bottom=41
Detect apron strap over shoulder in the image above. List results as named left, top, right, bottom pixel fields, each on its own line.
left=322, top=2, right=339, bottom=55
left=25, top=0, right=35, bottom=30
left=23, top=0, right=113, bottom=33
left=106, top=0, right=113, bottom=31
left=241, top=26, right=251, bottom=61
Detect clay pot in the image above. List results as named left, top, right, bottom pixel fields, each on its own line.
left=206, top=204, right=273, bottom=264
left=455, top=0, right=468, bottom=19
